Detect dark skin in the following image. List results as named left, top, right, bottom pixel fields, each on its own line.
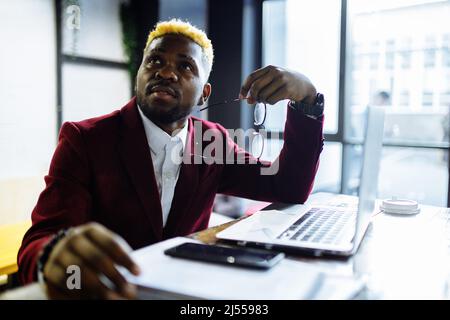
left=44, top=222, right=141, bottom=300
left=239, top=66, right=317, bottom=105
left=136, top=34, right=212, bottom=135
left=43, top=33, right=318, bottom=300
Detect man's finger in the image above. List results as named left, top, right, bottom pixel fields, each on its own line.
left=256, top=80, right=286, bottom=105
left=67, top=235, right=132, bottom=297
left=56, top=249, right=116, bottom=299
left=248, top=75, right=276, bottom=103
left=240, top=67, right=272, bottom=99
left=266, top=85, right=289, bottom=105
left=46, top=252, right=93, bottom=299
left=44, top=262, right=77, bottom=299
left=84, top=226, right=141, bottom=275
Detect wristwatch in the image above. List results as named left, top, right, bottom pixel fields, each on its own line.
left=37, top=228, right=69, bottom=279
left=289, top=92, right=324, bottom=118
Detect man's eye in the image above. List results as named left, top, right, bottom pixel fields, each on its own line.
left=181, top=62, right=193, bottom=72
left=147, top=57, right=161, bottom=65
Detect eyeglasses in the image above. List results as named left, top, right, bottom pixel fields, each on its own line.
left=199, top=98, right=267, bottom=159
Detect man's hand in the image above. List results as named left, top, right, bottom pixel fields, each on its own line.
left=43, top=222, right=141, bottom=300
left=239, top=65, right=317, bottom=105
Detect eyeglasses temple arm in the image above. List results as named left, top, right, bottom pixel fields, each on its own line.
left=198, top=98, right=244, bottom=112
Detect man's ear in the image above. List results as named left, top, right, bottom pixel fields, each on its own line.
left=197, top=83, right=212, bottom=106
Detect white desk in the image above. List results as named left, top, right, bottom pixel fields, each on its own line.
left=291, top=193, right=450, bottom=299
left=2, top=192, right=449, bottom=300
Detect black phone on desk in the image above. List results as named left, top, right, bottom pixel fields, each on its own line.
left=164, top=242, right=285, bottom=270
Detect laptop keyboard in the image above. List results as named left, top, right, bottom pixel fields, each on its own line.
left=277, top=207, right=355, bottom=245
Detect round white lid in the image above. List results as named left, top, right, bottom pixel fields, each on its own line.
left=380, top=198, right=420, bottom=215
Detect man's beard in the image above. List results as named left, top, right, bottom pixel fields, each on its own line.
left=137, top=94, right=192, bottom=124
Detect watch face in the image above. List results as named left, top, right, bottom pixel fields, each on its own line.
left=290, top=93, right=324, bottom=117
left=315, top=93, right=324, bottom=107
left=306, top=93, right=324, bottom=116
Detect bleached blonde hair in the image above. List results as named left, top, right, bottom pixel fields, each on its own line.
left=145, top=19, right=214, bottom=77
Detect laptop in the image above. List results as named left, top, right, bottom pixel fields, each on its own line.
left=217, top=106, right=385, bottom=257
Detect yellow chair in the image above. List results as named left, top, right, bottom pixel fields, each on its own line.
left=0, top=221, right=31, bottom=277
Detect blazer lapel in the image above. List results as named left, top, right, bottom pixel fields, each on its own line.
left=163, top=117, right=200, bottom=237
left=118, top=98, right=163, bottom=240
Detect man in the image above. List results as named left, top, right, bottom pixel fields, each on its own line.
left=18, top=19, right=324, bottom=299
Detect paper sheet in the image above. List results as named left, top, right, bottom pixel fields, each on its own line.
left=123, top=237, right=365, bottom=300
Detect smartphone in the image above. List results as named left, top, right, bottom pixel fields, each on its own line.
left=164, top=242, right=285, bottom=269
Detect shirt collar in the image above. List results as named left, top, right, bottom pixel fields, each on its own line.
left=137, top=105, right=188, bottom=155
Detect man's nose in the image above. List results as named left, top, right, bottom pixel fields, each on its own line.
left=155, top=65, right=178, bottom=82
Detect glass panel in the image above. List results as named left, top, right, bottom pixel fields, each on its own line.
left=262, top=0, right=340, bottom=134
left=343, top=145, right=448, bottom=207
left=0, top=0, right=56, bottom=225
left=347, top=0, right=450, bottom=145
left=312, top=142, right=342, bottom=194
left=379, top=147, right=448, bottom=206
left=62, top=64, right=131, bottom=122
left=261, top=0, right=287, bottom=132
left=62, top=0, right=127, bottom=62
left=257, top=139, right=341, bottom=194
left=443, top=34, right=450, bottom=67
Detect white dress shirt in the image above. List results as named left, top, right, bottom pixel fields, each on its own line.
left=137, top=106, right=188, bottom=227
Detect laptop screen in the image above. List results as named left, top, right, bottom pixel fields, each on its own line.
left=353, top=106, right=385, bottom=249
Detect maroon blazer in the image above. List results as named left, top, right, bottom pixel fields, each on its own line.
left=17, top=97, right=324, bottom=284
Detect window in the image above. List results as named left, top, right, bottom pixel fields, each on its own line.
left=422, top=91, right=434, bottom=107
left=443, top=34, right=450, bottom=67
left=399, top=38, right=412, bottom=69
left=62, top=64, right=131, bottom=122
left=346, top=0, right=450, bottom=205
left=0, top=0, right=133, bottom=226
left=312, top=142, right=342, bottom=193
left=399, top=90, right=410, bottom=106
left=424, top=36, right=436, bottom=68
left=263, top=0, right=450, bottom=206
left=377, top=146, right=447, bottom=208
left=262, top=0, right=341, bottom=135
left=0, top=0, right=56, bottom=225
left=262, top=0, right=341, bottom=193
left=60, top=0, right=131, bottom=123
left=440, top=91, right=450, bottom=107
left=369, top=42, right=380, bottom=70
left=353, top=43, right=363, bottom=70
left=63, top=0, right=127, bottom=62
left=385, top=40, right=395, bottom=70
left=344, top=145, right=449, bottom=207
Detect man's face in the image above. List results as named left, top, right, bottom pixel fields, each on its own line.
left=136, top=34, right=210, bottom=124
